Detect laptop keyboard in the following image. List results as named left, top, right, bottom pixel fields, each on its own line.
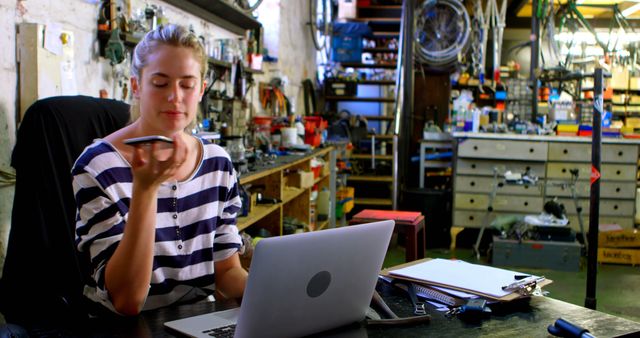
left=202, top=324, right=236, bottom=337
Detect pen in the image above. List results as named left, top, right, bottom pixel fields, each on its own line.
left=502, top=276, right=545, bottom=291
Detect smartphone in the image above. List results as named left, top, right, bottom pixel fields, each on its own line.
left=123, top=135, right=174, bottom=146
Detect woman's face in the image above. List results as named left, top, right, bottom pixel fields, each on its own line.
left=132, top=44, right=205, bottom=135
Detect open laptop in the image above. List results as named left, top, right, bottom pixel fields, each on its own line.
left=164, top=220, right=394, bottom=338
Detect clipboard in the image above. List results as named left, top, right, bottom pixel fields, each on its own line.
left=381, top=258, right=553, bottom=302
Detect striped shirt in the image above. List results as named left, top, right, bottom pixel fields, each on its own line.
left=72, top=138, right=242, bottom=314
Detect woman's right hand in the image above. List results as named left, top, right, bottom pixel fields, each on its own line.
left=130, top=133, right=188, bottom=189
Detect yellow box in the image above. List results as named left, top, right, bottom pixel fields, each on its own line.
left=626, top=118, right=640, bottom=129
left=289, top=171, right=314, bottom=189
left=599, top=229, right=640, bottom=248
left=557, top=124, right=579, bottom=132
left=631, top=77, right=640, bottom=90
left=611, top=66, right=629, bottom=89
left=598, top=248, right=640, bottom=266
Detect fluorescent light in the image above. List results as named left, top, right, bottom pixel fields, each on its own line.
left=622, top=3, right=640, bottom=17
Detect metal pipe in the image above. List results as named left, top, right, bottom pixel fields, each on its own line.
left=530, top=0, right=540, bottom=123
left=585, top=68, right=602, bottom=310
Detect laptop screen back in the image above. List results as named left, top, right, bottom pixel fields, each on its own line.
left=234, top=220, right=394, bottom=338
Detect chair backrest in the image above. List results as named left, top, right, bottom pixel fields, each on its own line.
left=0, top=96, right=130, bottom=327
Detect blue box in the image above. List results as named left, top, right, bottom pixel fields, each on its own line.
left=331, top=35, right=362, bottom=63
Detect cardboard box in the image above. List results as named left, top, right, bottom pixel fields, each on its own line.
left=598, top=248, right=640, bottom=266
left=599, top=229, right=640, bottom=248
left=289, top=171, right=314, bottom=189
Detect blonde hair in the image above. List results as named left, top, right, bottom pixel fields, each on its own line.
left=129, top=24, right=208, bottom=130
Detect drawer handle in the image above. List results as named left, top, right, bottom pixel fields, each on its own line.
left=562, top=168, right=567, bottom=173
left=616, top=187, right=621, bottom=193
left=614, top=205, right=619, bottom=210
left=473, top=145, right=478, bottom=151
left=470, top=181, right=475, bottom=186
left=470, top=199, right=475, bottom=204
left=529, top=148, right=534, bottom=153
left=616, top=170, right=621, bottom=175
left=563, top=149, right=568, bottom=154
left=524, top=185, right=529, bottom=189
left=469, top=216, right=474, bottom=221
left=524, top=201, right=529, bottom=206
left=526, top=166, right=531, bottom=171
left=618, top=151, right=623, bottom=157
left=471, top=164, right=476, bottom=169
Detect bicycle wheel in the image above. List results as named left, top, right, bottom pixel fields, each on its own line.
left=415, top=0, right=471, bottom=69
left=309, top=0, right=332, bottom=53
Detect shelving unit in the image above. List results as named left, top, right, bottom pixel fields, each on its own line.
left=162, top=0, right=260, bottom=34
left=325, top=4, right=401, bottom=212
left=98, top=32, right=263, bottom=75
left=237, top=147, right=336, bottom=235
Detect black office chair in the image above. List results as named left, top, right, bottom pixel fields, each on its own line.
left=0, top=96, right=130, bottom=332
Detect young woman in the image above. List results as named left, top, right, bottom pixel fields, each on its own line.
left=72, top=24, right=247, bottom=316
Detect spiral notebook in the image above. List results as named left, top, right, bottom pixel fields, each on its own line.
left=385, top=278, right=470, bottom=307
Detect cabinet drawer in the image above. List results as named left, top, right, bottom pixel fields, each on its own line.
left=548, top=142, right=638, bottom=163
left=546, top=163, right=637, bottom=181
left=601, top=164, right=638, bottom=181
left=454, top=176, right=541, bottom=196
left=455, top=193, right=542, bottom=213
left=567, top=215, right=635, bottom=231
left=553, top=198, right=635, bottom=216
left=457, top=139, right=547, bottom=161
left=546, top=180, right=636, bottom=199
left=453, top=210, right=529, bottom=228
left=601, top=182, right=636, bottom=199
left=456, top=159, right=546, bottom=177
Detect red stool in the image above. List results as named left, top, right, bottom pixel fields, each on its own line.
left=349, top=209, right=425, bottom=262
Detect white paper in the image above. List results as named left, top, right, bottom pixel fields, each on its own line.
left=44, top=23, right=63, bottom=56
left=389, top=258, right=540, bottom=298
left=60, top=60, right=78, bottom=95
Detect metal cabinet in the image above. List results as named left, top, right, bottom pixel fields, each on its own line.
left=453, top=133, right=640, bottom=231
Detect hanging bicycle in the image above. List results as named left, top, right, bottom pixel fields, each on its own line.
left=234, top=0, right=264, bottom=14
left=309, top=0, right=333, bottom=60
left=414, top=0, right=471, bottom=69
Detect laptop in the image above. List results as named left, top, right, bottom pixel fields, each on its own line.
left=164, top=220, right=394, bottom=338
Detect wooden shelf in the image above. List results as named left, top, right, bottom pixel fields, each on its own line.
left=325, top=96, right=395, bottom=102
left=363, top=48, right=398, bottom=53
left=364, top=115, right=394, bottom=120
left=237, top=204, right=280, bottom=231
left=340, top=62, right=397, bottom=69
left=162, top=0, right=260, bottom=35
left=349, top=18, right=401, bottom=23
left=236, top=147, right=335, bottom=236
left=316, top=220, right=330, bottom=231
left=348, top=175, right=393, bottom=182
left=354, top=197, right=393, bottom=206
left=373, top=134, right=395, bottom=140
left=372, top=32, right=400, bottom=37
left=349, top=154, right=394, bottom=160
left=357, top=5, right=402, bottom=9
left=282, top=187, right=306, bottom=204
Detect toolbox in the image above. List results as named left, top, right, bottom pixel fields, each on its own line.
left=492, top=237, right=582, bottom=272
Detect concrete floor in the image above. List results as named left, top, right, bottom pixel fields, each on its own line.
left=383, top=246, right=640, bottom=324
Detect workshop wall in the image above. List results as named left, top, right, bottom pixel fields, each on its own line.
left=0, top=0, right=316, bottom=276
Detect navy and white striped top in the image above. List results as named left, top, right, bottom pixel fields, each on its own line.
left=72, top=138, right=242, bottom=314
